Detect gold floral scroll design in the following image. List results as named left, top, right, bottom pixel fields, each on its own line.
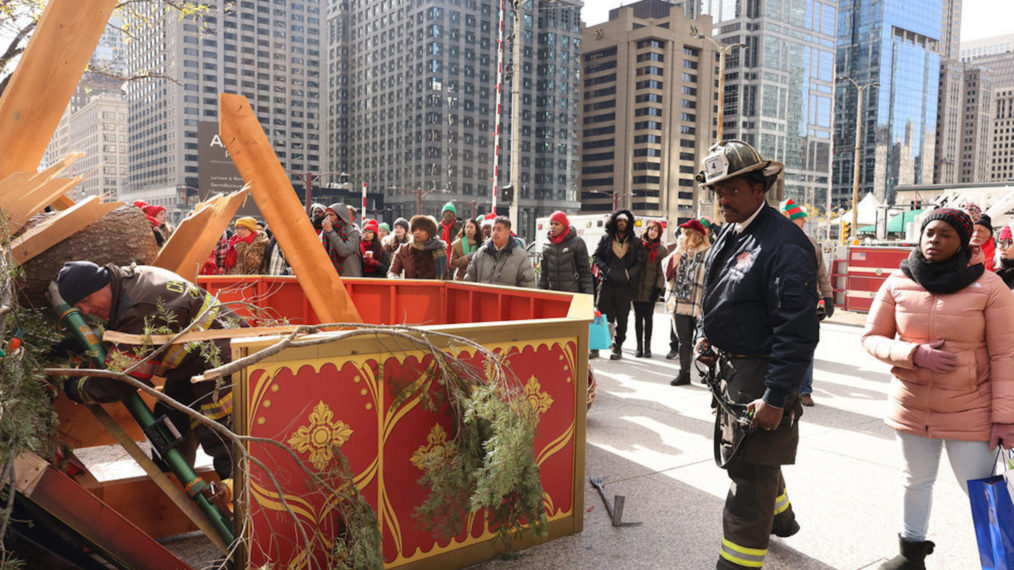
left=410, top=424, right=450, bottom=471
left=287, top=401, right=354, bottom=472
left=524, top=375, right=554, bottom=415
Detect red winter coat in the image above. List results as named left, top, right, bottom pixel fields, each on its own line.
left=862, top=269, right=1014, bottom=441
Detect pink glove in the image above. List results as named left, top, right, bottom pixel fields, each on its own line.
left=912, top=339, right=958, bottom=372
left=991, top=424, right=1014, bottom=450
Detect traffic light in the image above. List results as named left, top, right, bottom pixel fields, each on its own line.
left=840, top=219, right=851, bottom=245
left=500, top=184, right=514, bottom=204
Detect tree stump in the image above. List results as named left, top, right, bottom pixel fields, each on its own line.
left=17, top=205, right=159, bottom=307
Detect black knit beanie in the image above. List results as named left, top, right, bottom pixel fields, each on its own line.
left=921, top=208, right=973, bottom=246
left=975, top=214, right=993, bottom=237
left=57, top=261, right=111, bottom=306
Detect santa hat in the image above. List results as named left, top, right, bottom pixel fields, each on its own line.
left=781, top=199, right=806, bottom=220
left=133, top=200, right=148, bottom=209
left=549, top=210, right=569, bottom=227
left=363, top=219, right=379, bottom=234
left=481, top=213, right=496, bottom=228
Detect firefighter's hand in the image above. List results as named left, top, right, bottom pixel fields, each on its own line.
left=748, top=399, right=784, bottom=431
left=695, top=338, right=716, bottom=368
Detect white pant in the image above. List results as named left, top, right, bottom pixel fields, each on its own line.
left=896, top=431, right=996, bottom=541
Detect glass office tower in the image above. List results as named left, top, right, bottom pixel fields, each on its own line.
left=705, top=0, right=837, bottom=212
left=833, top=0, right=943, bottom=205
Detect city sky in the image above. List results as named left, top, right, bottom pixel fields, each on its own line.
left=581, top=0, right=1013, bottom=43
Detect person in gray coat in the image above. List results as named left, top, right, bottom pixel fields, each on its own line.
left=538, top=210, right=593, bottom=294
left=464, top=216, right=536, bottom=288
left=321, top=202, right=362, bottom=277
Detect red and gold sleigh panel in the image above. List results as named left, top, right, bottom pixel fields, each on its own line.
left=233, top=328, right=587, bottom=569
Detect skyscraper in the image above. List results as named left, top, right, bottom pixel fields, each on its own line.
left=123, top=0, right=325, bottom=210
left=703, top=0, right=837, bottom=212
left=833, top=0, right=949, bottom=205
left=325, top=0, right=582, bottom=238
left=578, top=0, right=716, bottom=222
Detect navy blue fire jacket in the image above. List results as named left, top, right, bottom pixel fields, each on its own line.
left=699, top=203, right=819, bottom=408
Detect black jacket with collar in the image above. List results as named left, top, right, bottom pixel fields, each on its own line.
left=699, top=204, right=819, bottom=407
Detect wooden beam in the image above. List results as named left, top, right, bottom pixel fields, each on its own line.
left=10, top=196, right=119, bottom=264
left=4, top=175, right=85, bottom=234
left=154, top=189, right=248, bottom=282
left=219, top=93, right=362, bottom=323
left=0, top=0, right=117, bottom=180
left=87, top=405, right=229, bottom=554
left=104, top=324, right=305, bottom=346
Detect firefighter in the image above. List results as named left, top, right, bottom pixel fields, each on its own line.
left=56, top=261, right=238, bottom=479
left=693, top=140, right=819, bottom=569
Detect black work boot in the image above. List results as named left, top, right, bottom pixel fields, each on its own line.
left=635, top=338, right=644, bottom=358
left=670, top=370, right=691, bottom=386
left=878, top=535, right=935, bottom=570
left=610, top=342, right=622, bottom=360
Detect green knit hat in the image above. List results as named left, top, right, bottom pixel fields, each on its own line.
left=378, top=222, right=390, bottom=232
left=781, top=199, right=806, bottom=220
left=442, top=201, right=457, bottom=216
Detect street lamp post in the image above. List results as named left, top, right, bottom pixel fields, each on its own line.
left=585, top=189, right=624, bottom=211
left=388, top=186, right=448, bottom=215
left=840, top=77, right=878, bottom=244
left=691, top=26, right=746, bottom=220
left=286, top=170, right=348, bottom=215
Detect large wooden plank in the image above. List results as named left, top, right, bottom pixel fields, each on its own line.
left=5, top=175, right=85, bottom=234
left=0, top=0, right=117, bottom=180
left=154, top=189, right=248, bottom=281
left=10, top=196, right=118, bottom=264
left=219, top=93, right=362, bottom=323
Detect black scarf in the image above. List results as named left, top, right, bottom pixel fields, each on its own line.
left=900, top=247, right=984, bottom=294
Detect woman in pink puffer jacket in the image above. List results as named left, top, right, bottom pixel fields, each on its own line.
left=862, top=208, right=1014, bottom=570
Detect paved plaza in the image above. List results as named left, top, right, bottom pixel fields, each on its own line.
left=471, top=310, right=984, bottom=570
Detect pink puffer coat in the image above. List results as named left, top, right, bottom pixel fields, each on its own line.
left=862, top=269, right=1014, bottom=441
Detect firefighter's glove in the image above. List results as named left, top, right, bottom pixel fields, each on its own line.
left=912, top=340, right=957, bottom=373
left=822, top=297, right=835, bottom=318
left=47, top=337, right=86, bottom=360
left=990, top=424, right=1014, bottom=450
left=63, top=376, right=92, bottom=404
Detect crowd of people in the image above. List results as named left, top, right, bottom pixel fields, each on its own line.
left=117, top=140, right=1014, bottom=570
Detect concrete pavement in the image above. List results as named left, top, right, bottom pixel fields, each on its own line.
left=470, top=309, right=984, bottom=570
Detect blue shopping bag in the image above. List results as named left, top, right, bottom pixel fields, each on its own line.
left=968, top=450, right=1014, bottom=570
left=589, top=310, right=612, bottom=351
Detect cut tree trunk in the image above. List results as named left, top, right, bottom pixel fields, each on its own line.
left=17, top=205, right=159, bottom=307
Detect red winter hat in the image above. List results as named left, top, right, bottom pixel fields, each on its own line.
left=998, top=225, right=1013, bottom=242
left=679, top=218, right=707, bottom=236
left=549, top=210, right=569, bottom=227
left=144, top=204, right=165, bottom=217
left=363, top=219, right=379, bottom=234
left=133, top=200, right=148, bottom=209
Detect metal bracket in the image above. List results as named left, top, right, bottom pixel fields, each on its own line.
left=589, top=476, right=642, bottom=527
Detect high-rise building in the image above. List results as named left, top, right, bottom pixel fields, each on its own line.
left=833, top=0, right=949, bottom=205
left=123, top=0, right=325, bottom=212
left=67, top=94, right=130, bottom=200
left=961, top=33, right=1014, bottom=61
left=963, top=50, right=1014, bottom=182
left=578, top=1, right=716, bottom=222
left=324, top=0, right=582, bottom=239
left=989, top=86, right=1014, bottom=181
left=703, top=0, right=837, bottom=213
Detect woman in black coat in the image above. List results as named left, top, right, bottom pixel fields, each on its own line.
left=538, top=211, right=594, bottom=294
left=592, top=209, right=642, bottom=360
